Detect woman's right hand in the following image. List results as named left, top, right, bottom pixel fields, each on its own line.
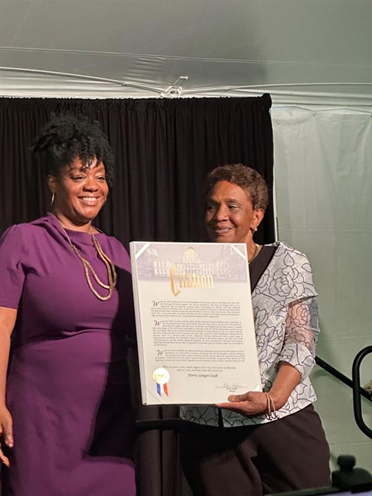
left=0, top=404, right=13, bottom=466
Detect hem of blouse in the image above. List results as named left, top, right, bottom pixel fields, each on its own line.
left=180, top=398, right=317, bottom=428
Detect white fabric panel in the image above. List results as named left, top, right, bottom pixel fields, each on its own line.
left=272, top=108, right=372, bottom=471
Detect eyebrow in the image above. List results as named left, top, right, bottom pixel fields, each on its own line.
left=207, top=197, right=241, bottom=204
left=70, top=164, right=106, bottom=173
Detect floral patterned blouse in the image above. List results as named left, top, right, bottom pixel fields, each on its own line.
left=180, top=242, right=319, bottom=427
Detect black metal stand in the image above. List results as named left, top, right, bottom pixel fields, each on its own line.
left=315, top=356, right=371, bottom=401
left=136, top=418, right=183, bottom=432
left=352, top=346, right=372, bottom=439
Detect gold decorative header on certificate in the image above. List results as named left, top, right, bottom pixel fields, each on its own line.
left=133, top=242, right=248, bottom=284
left=169, top=264, right=214, bottom=297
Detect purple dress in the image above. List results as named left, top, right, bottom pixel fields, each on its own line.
left=0, top=214, right=137, bottom=496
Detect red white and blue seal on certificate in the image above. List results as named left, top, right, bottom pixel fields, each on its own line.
left=153, top=368, right=170, bottom=397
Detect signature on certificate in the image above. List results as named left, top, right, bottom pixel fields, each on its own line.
left=218, top=383, right=248, bottom=393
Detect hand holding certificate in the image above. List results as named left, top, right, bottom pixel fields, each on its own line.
left=130, top=241, right=261, bottom=405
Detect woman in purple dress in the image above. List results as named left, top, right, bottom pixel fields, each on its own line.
left=0, top=115, right=137, bottom=495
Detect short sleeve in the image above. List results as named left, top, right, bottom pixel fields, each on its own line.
left=0, top=225, right=28, bottom=309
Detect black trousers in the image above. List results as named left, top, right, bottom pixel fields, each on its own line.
left=180, top=405, right=330, bottom=496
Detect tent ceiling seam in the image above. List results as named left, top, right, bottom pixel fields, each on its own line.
left=271, top=106, right=372, bottom=114
left=1, top=46, right=371, bottom=69
left=0, top=66, right=164, bottom=95
left=1, top=66, right=371, bottom=94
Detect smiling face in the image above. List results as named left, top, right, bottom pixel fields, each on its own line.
left=48, top=157, right=109, bottom=231
left=205, top=180, right=264, bottom=245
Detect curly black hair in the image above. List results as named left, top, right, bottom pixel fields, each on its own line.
left=32, top=114, right=115, bottom=185
left=206, top=164, right=269, bottom=211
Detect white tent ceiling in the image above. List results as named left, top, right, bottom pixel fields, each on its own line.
left=1, top=0, right=371, bottom=106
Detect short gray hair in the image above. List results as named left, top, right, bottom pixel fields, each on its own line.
left=206, top=164, right=269, bottom=211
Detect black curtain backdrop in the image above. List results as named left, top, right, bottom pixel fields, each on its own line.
left=0, top=96, right=274, bottom=244
left=0, top=95, right=274, bottom=496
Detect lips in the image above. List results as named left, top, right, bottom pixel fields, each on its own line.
left=209, top=225, right=234, bottom=237
left=79, top=196, right=100, bottom=206
left=215, top=226, right=231, bottom=231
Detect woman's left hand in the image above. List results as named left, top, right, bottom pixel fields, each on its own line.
left=215, top=364, right=301, bottom=418
left=216, top=391, right=269, bottom=417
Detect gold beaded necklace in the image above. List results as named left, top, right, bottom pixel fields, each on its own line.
left=61, top=226, right=117, bottom=301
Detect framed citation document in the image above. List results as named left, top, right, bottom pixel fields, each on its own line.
left=130, top=241, right=261, bottom=405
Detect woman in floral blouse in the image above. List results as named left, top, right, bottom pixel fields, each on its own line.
left=181, top=164, right=330, bottom=496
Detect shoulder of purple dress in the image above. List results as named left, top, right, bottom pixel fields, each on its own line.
left=102, top=234, right=131, bottom=270
left=104, top=234, right=127, bottom=251
left=5, top=214, right=57, bottom=234
left=1, top=222, right=35, bottom=245
left=0, top=223, right=36, bottom=259
left=0, top=215, right=62, bottom=248
left=30, top=213, right=59, bottom=229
